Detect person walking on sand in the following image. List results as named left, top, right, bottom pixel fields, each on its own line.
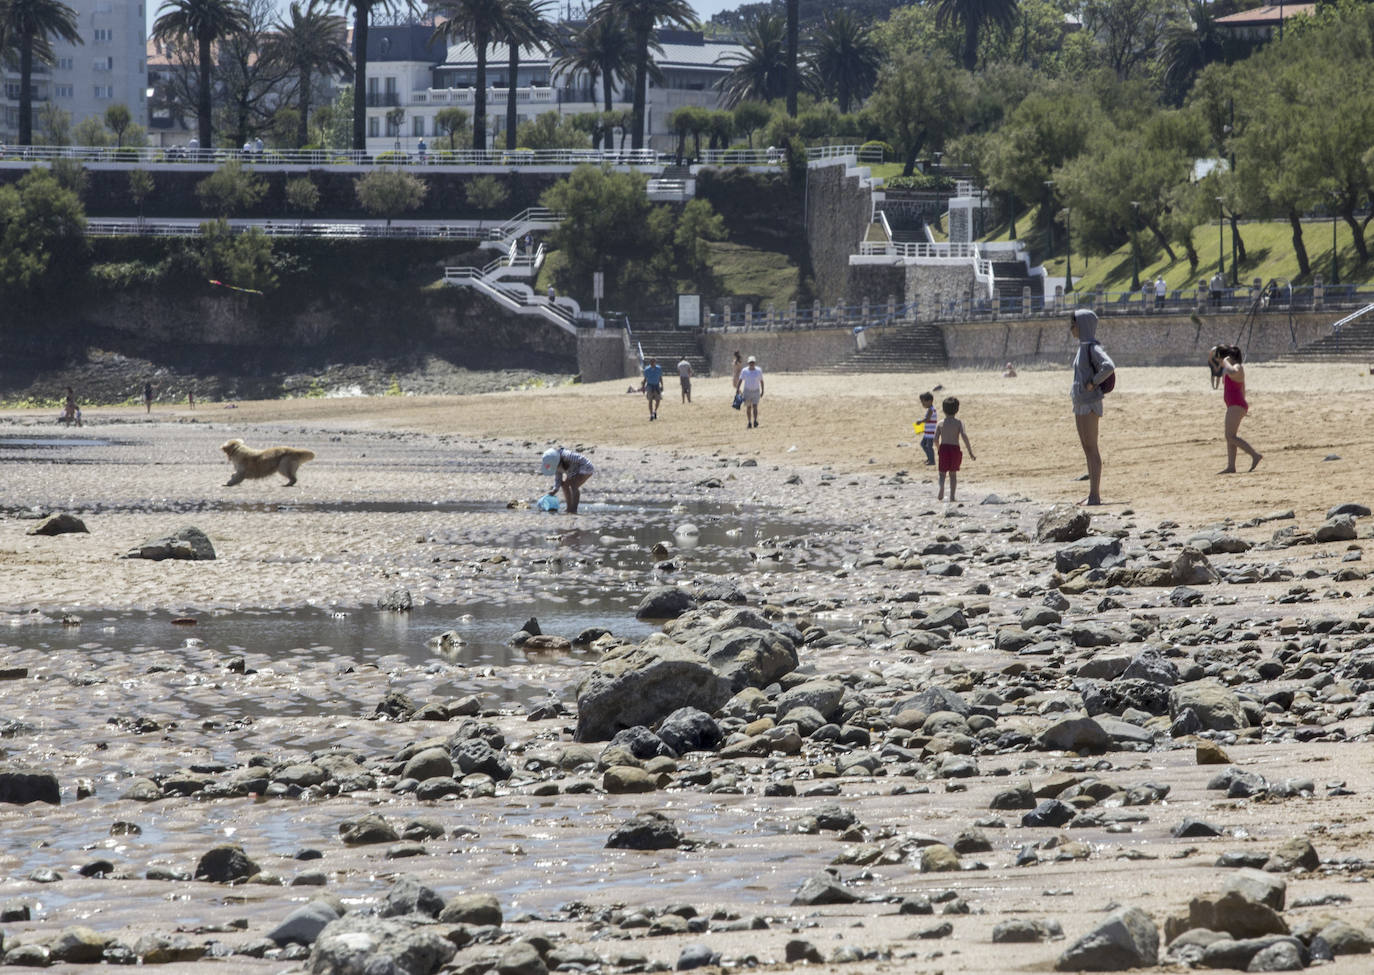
left=541, top=446, right=594, bottom=514
left=1210, top=345, right=1262, bottom=473
left=1070, top=309, right=1115, bottom=506
left=677, top=356, right=693, bottom=403
left=731, top=351, right=743, bottom=386
left=643, top=356, right=664, bottom=420
left=143, top=381, right=153, bottom=414
left=917, top=391, right=938, bottom=465
left=935, top=396, right=975, bottom=502
left=736, top=355, right=764, bottom=428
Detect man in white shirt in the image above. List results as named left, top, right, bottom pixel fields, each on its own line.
left=677, top=357, right=693, bottom=403
left=735, top=355, right=764, bottom=429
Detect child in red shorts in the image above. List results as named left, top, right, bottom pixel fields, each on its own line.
left=935, top=395, right=976, bottom=502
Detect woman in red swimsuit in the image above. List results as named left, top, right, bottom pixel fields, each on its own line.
left=1209, top=345, right=1262, bottom=473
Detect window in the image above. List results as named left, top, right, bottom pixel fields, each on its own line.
left=94, top=28, right=114, bottom=42
left=412, top=116, right=424, bottom=136
left=55, top=84, right=73, bottom=98
left=93, top=57, right=114, bottom=72
left=368, top=117, right=379, bottom=137
left=94, top=85, right=114, bottom=99
left=57, top=57, right=73, bottom=71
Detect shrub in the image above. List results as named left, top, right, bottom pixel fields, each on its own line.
left=884, top=173, right=957, bottom=192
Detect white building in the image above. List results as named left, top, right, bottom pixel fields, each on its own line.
left=0, top=0, right=148, bottom=144
left=363, top=23, right=740, bottom=156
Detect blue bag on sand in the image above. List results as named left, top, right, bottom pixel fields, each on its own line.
left=731, top=393, right=743, bottom=410
left=537, top=494, right=560, bottom=512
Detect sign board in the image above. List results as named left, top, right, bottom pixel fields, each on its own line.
left=677, top=294, right=701, bottom=329
left=593, top=271, right=604, bottom=300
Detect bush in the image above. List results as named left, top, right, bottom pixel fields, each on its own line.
left=860, top=140, right=893, bottom=160
left=884, top=173, right=957, bottom=192
left=374, top=150, right=411, bottom=164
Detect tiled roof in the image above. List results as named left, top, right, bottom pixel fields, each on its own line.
left=1214, top=3, right=1316, bottom=25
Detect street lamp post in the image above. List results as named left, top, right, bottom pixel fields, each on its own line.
left=1130, top=201, right=1141, bottom=292
left=1215, top=196, right=1226, bottom=283
left=1044, top=180, right=1055, bottom=261
left=1064, top=207, right=1074, bottom=293
left=1331, top=202, right=1340, bottom=285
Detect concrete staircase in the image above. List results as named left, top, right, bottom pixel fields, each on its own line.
left=817, top=322, right=949, bottom=373
left=1279, top=313, right=1374, bottom=361
left=991, top=260, right=1041, bottom=306
left=632, top=329, right=709, bottom=377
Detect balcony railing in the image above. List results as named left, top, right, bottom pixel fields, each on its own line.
left=365, top=92, right=401, bottom=107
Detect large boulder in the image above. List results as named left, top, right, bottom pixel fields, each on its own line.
left=1170, top=682, right=1248, bottom=732
left=1055, top=536, right=1124, bottom=573
left=575, top=641, right=734, bottom=742
left=1316, top=515, right=1359, bottom=543
left=308, top=915, right=455, bottom=975
left=194, top=844, right=259, bottom=883
left=0, top=768, right=60, bottom=806
left=28, top=514, right=88, bottom=536
left=1055, top=906, right=1159, bottom=971
left=635, top=587, right=697, bottom=621
left=1170, top=547, right=1220, bottom=585
left=123, top=526, right=216, bottom=561
left=1037, top=506, right=1091, bottom=543
left=655, top=708, right=723, bottom=754
left=775, top=680, right=845, bottom=724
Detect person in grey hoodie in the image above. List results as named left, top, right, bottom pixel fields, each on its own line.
left=1070, top=309, right=1116, bottom=506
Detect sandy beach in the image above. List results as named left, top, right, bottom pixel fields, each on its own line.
left=1, top=363, right=1372, bottom=974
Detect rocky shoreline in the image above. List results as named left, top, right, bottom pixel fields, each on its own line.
left=1, top=410, right=1373, bottom=975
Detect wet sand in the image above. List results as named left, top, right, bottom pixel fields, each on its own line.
left=1, top=363, right=1373, bottom=973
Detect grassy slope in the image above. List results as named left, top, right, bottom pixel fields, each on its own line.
left=706, top=240, right=799, bottom=307
left=987, top=204, right=1369, bottom=292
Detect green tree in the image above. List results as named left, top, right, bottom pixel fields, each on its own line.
left=866, top=49, right=973, bottom=176
left=72, top=116, right=112, bottom=147
left=198, top=218, right=276, bottom=291
left=128, top=169, right=156, bottom=224
left=285, top=175, right=320, bottom=228
left=196, top=159, right=267, bottom=216
left=465, top=173, right=510, bottom=212
left=34, top=104, right=72, bottom=146
left=3, top=0, right=83, bottom=146
left=1081, top=0, right=1173, bottom=82
left=501, top=0, right=558, bottom=151
left=153, top=0, right=253, bottom=150
left=104, top=103, right=133, bottom=147
left=541, top=165, right=674, bottom=305
left=719, top=11, right=788, bottom=108
left=516, top=111, right=590, bottom=150
left=553, top=12, right=636, bottom=149
left=434, top=106, right=471, bottom=150
left=0, top=167, right=88, bottom=299
left=935, top=0, right=1019, bottom=72
left=432, top=0, right=518, bottom=153
left=732, top=100, right=770, bottom=147
left=355, top=168, right=427, bottom=225
left=673, top=196, right=726, bottom=288
left=807, top=9, right=880, bottom=114
left=592, top=0, right=698, bottom=150
left=667, top=105, right=711, bottom=160
left=4, top=0, right=83, bottom=146
left=784, top=0, right=799, bottom=116
left=981, top=82, right=1101, bottom=213
left=265, top=0, right=352, bottom=149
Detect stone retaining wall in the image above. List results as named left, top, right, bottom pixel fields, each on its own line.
left=944, top=313, right=1332, bottom=368
left=701, top=327, right=858, bottom=374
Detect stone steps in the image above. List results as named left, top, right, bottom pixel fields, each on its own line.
left=814, top=323, right=949, bottom=373
left=1277, top=318, right=1374, bottom=361
left=633, top=332, right=709, bottom=377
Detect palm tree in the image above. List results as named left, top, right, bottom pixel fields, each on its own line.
left=553, top=13, right=636, bottom=149
left=265, top=0, right=352, bottom=149
left=784, top=0, right=797, bottom=117
left=432, top=0, right=517, bottom=152
left=807, top=10, right=879, bottom=114
left=1161, top=0, right=1233, bottom=105
left=718, top=11, right=788, bottom=109
left=3, top=0, right=82, bottom=146
left=340, top=0, right=414, bottom=152
left=934, top=0, right=1019, bottom=72
left=591, top=0, right=697, bottom=150
left=500, top=0, right=556, bottom=151
left=152, top=0, right=252, bottom=150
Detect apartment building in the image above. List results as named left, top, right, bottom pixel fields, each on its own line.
left=0, top=0, right=148, bottom=144
left=363, top=23, right=739, bottom=156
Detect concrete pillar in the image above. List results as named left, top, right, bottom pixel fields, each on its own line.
left=744, top=302, right=753, bottom=329
left=861, top=297, right=870, bottom=324
left=787, top=300, right=797, bottom=328
left=1314, top=275, right=1324, bottom=311
left=1022, top=285, right=1032, bottom=318
left=887, top=295, right=896, bottom=322
left=722, top=302, right=731, bottom=329
left=812, top=299, right=821, bottom=326
left=766, top=302, right=775, bottom=328
left=1053, top=284, right=1064, bottom=315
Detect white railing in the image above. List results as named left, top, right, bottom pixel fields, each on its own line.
left=84, top=218, right=497, bottom=239
left=972, top=243, right=995, bottom=299
left=0, top=144, right=658, bottom=167
left=857, top=240, right=981, bottom=260
left=443, top=270, right=579, bottom=333
left=878, top=210, right=893, bottom=242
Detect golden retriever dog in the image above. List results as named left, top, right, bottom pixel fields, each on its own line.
left=220, top=438, right=316, bottom=487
